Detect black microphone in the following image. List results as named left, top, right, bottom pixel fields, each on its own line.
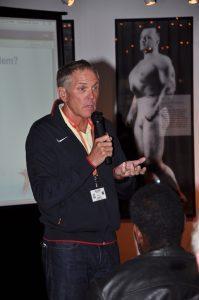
left=91, top=111, right=112, bottom=165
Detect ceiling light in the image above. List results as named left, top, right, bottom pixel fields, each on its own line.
left=188, top=0, right=198, bottom=4
left=145, top=0, right=157, bottom=6
left=67, top=0, right=75, bottom=6
left=61, top=0, right=75, bottom=7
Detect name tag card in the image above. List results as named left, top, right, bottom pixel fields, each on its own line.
left=90, top=187, right=106, bottom=202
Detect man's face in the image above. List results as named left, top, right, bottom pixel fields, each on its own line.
left=64, top=68, right=99, bottom=119
left=140, top=28, right=159, bottom=52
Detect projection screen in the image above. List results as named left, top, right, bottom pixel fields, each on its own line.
left=0, top=7, right=65, bottom=206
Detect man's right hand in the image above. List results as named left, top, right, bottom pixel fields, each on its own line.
left=87, top=134, right=113, bottom=167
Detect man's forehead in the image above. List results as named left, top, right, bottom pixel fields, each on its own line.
left=71, top=69, right=99, bottom=82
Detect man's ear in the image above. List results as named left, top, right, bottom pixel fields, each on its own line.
left=133, top=224, right=143, bottom=244
left=57, top=87, right=68, bottom=103
left=133, top=224, right=151, bottom=254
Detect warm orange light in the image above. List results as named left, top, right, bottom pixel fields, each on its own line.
left=145, top=0, right=157, bottom=6
left=67, top=0, right=75, bottom=6
left=61, top=0, right=75, bottom=7
left=188, top=0, right=198, bottom=4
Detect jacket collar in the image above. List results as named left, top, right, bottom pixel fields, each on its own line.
left=143, top=246, right=193, bottom=258
left=51, top=102, right=70, bottom=131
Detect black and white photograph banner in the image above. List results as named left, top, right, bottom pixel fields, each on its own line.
left=115, top=17, right=195, bottom=217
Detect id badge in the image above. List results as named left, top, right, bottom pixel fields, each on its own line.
left=90, top=187, right=106, bottom=202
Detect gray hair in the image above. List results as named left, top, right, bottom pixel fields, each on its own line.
left=56, top=59, right=99, bottom=89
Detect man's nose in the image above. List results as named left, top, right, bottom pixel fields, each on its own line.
left=88, top=89, right=95, bottom=99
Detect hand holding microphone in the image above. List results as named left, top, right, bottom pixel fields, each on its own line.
left=87, top=111, right=113, bottom=167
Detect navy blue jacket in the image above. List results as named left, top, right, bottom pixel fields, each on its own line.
left=26, top=106, right=134, bottom=242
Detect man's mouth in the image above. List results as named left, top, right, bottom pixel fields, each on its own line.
left=84, top=105, right=95, bottom=110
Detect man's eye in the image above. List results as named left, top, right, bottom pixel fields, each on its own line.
left=93, top=85, right=99, bottom=92
left=78, top=86, right=86, bottom=92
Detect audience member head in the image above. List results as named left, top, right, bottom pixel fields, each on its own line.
left=191, top=218, right=199, bottom=268
left=129, top=183, right=185, bottom=254
left=56, top=59, right=99, bottom=89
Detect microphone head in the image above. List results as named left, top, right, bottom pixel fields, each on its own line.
left=91, top=111, right=112, bottom=165
left=91, top=111, right=106, bottom=138
left=91, top=111, right=103, bottom=123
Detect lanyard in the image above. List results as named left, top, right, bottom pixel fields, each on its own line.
left=61, top=109, right=99, bottom=181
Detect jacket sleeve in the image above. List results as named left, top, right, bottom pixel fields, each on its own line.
left=26, top=124, right=95, bottom=211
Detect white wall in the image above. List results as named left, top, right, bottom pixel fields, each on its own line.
left=1, top=0, right=199, bottom=207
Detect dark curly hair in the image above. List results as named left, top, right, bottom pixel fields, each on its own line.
left=129, top=183, right=185, bottom=249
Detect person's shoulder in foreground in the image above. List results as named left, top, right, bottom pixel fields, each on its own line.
left=87, top=183, right=199, bottom=300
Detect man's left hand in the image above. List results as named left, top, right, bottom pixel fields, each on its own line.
left=113, top=157, right=146, bottom=180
